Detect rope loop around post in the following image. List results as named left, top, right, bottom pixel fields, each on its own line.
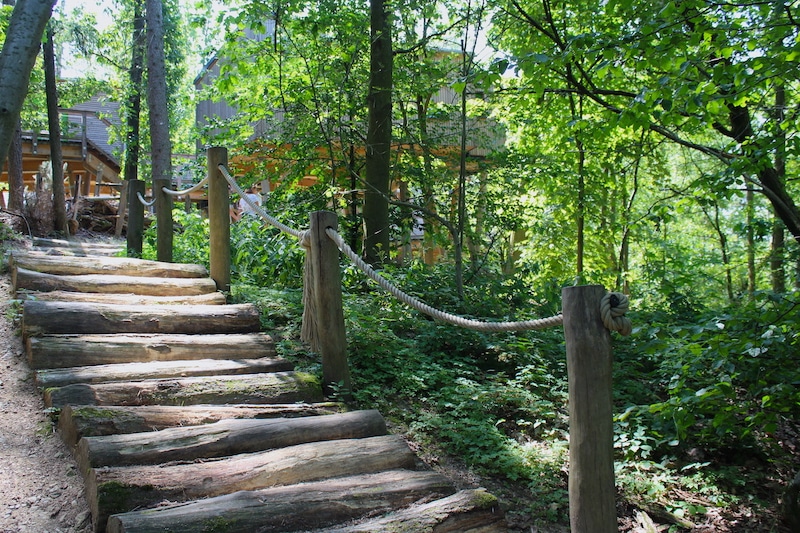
left=136, top=192, right=156, bottom=207
left=600, top=291, right=632, bottom=336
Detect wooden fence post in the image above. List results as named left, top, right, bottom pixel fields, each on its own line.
left=115, top=179, right=129, bottom=237
left=154, top=175, right=173, bottom=262
left=207, top=147, right=231, bottom=294
left=308, top=210, right=351, bottom=399
left=126, top=179, right=145, bottom=258
left=561, top=285, right=617, bottom=533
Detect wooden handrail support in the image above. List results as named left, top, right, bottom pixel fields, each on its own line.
left=308, top=210, right=352, bottom=400
left=126, top=179, right=145, bottom=257
left=561, top=285, right=617, bottom=533
left=207, top=147, right=231, bottom=294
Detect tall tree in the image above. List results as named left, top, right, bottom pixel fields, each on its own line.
left=123, top=0, right=145, bottom=184
left=43, top=21, right=67, bottom=235
left=0, top=0, right=55, bottom=174
left=363, top=0, right=393, bottom=265
left=146, top=0, right=173, bottom=262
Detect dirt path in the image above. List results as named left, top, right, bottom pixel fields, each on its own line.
left=0, top=275, right=91, bottom=533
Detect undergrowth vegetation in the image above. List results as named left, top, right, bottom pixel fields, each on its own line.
left=146, top=210, right=799, bottom=531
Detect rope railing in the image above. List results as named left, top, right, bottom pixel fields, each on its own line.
left=137, top=192, right=156, bottom=207
left=215, top=162, right=630, bottom=335
left=161, top=176, right=209, bottom=197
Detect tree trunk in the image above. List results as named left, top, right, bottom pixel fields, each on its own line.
left=27, top=332, right=274, bottom=368
left=145, top=0, right=173, bottom=262
left=105, top=470, right=454, bottom=533
left=44, top=370, right=323, bottom=409
left=44, top=23, right=67, bottom=235
left=746, top=186, right=756, bottom=298
left=771, top=84, right=786, bottom=292
left=21, top=300, right=259, bottom=335
left=363, top=0, right=392, bottom=265
left=77, top=410, right=385, bottom=469
left=57, top=403, right=344, bottom=445
left=7, top=120, right=24, bottom=212
left=123, top=0, right=144, bottom=185
left=0, top=0, right=56, bottom=174
left=88, top=435, right=417, bottom=531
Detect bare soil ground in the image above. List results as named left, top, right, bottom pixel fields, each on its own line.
left=0, top=274, right=92, bottom=533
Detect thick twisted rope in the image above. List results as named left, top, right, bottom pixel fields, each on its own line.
left=325, top=227, right=564, bottom=332
left=600, top=292, right=632, bottom=336
left=218, top=164, right=304, bottom=239
left=137, top=192, right=156, bottom=207
left=161, top=176, right=209, bottom=197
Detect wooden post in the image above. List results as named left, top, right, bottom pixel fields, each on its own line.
left=308, top=210, right=351, bottom=399
left=154, top=176, right=173, bottom=262
left=115, top=180, right=129, bottom=237
left=207, top=147, right=230, bottom=294
left=561, top=285, right=616, bottom=533
left=126, top=180, right=145, bottom=257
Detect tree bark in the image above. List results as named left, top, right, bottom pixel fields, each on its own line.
left=7, top=120, right=24, bottom=211
left=145, top=0, right=173, bottom=261
left=77, top=409, right=385, bottom=469
left=363, top=0, right=392, bottom=265
left=57, top=403, right=344, bottom=446
left=14, top=268, right=218, bottom=297
left=44, top=23, right=67, bottom=235
left=105, top=470, right=454, bottom=533
left=88, top=435, right=417, bottom=531
left=44, top=370, right=323, bottom=409
left=123, top=0, right=144, bottom=185
left=21, top=300, right=259, bottom=335
left=0, top=0, right=56, bottom=175
left=27, top=332, right=273, bottom=368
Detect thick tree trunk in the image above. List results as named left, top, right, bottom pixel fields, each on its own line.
left=14, top=268, right=218, bottom=297
left=88, top=435, right=417, bottom=531
left=22, top=300, right=259, bottom=335
left=145, top=0, right=173, bottom=261
left=7, top=120, right=24, bottom=211
left=323, top=488, right=505, bottom=532
left=105, top=470, right=454, bottom=533
left=10, top=251, right=208, bottom=277
left=35, top=357, right=293, bottom=388
left=58, top=403, right=344, bottom=445
left=0, top=0, right=56, bottom=174
left=44, top=23, right=68, bottom=235
left=77, top=410, right=385, bottom=469
left=44, top=370, right=323, bottom=408
left=363, top=0, right=392, bottom=265
left=27, top=332, right=273, bottom=368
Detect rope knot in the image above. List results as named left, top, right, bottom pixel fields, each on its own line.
left=299, top=230, right=311, bottom=249
left=600, top=291, right=632, bottom=336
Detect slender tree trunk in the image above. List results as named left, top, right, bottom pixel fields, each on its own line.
left=363, top=0, right=392, bottom=265
left=455, top=62, right=468, bottom=298
left=771, top=84, right=786, bottom=292
left=7, top=120, right=24, bottom=212
left=145, top=0, right=173, bottom=262
left=124, top=0, right=145, bottom=184
left=44, top=23, right=67, bottom=236
left=746, top=186, right=756, bottom=298
left=0, top=0, right=56, bottom=174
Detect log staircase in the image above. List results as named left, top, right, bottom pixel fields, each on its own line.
left=10, top=237, right=507, bottom=533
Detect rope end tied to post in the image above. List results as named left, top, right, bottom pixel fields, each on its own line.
left=600, top=291, right=632, bottom=336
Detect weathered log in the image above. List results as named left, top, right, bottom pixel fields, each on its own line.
left=35, top=357, right=294, bottom=388
left=10, top=251, right=208, bottom=278
left=17, top=289, right=227, bottom=305
left=32, top=237, right=125, bottom=256
left=58, top=403, right=345, bottom=446
left=45, top=370, right=323, bottom=409
left=13, top=268, right=219, bottom=297
left=105, top=469, right=455, bottom=533
left=27, top=333, right=275, bottom=369
left=318, top=489, right=506, bottom=532
left=88, top=435, right=417, bottom=531
left=76, top=409, right=387, bottom=471
left=22, top=301, right=259, bottom=336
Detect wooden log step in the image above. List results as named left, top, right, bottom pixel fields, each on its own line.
left=45, top=370, right=323, bottom=409
left=16, top=289, right=227, bottom=305
left=58, top=403, right=346, bottom=446
left=105, top=469, right=455, bottom=533
left=27, top=333, right=275, bottom=369
left=76, top=409, right=387, bottom=470
left=32, top=237, right=125, bottom=256
left=317, top=489, right=506, bottom=532
left=22, top=301, right=259, bottom=336
left=13, top=267, right=218, bottom=297
left=35, top=357, right=294, bottom=388
left=10, top=252, right=208, bottom=278
left=87, top=435, right=418, bottom=531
